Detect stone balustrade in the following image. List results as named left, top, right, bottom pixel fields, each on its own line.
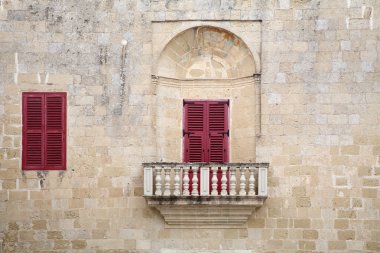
left=143, top=162, right=268, bottom=197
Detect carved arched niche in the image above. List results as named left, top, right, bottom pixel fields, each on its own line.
left=154, top=26, right=261, bottom=162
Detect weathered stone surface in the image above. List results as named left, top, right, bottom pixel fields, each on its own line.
left=0, top=0, right=379, bottom=252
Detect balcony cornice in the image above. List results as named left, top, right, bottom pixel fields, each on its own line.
left=145, top=195, right=267, bottom=206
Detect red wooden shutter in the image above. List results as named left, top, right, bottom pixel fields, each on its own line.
left=22, top=92, right=66, bottom=170
left=183, top=101, right=206, bottom=162
left=22, top=93, right=44, bottom=170
left=208, top=101, right=229, bottom=163
left=45, top=93, right=66, bottom=170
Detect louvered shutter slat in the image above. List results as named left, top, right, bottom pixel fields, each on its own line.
left=188, top=136, right=203, bottom=162
left=209, top=136, right=224, bottom=162
left=26, top=133, right=43, bottom=165
left=46, top=133, right=63, bottom=165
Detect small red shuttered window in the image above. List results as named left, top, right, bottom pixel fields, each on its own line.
left=183, top=100, right=229, bottom=163
left=22, top=92, right=66, bottom=170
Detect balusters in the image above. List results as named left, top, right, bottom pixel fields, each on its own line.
left=239, top=166, right=247, bottom=196
left=173, top=166, right=181, bottom=196
left=248, top=166, right=256, bottom=196
left=155, top=166, right=163, bottom=196
left=211, top=166, right=218, bottom=196
left=191, top=166, right=199, bottom=196
left=183, top=166, right=190, bottom=196
left=163, top=166, right=171, bottom=196
left=229, top=166, right=237, bottom=196
left=144, top=163, right=267, bottom=198
left=221, top=166, right=228, bottom=196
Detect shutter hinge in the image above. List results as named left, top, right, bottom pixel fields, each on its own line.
left=215, top=130, right=229, bottom=136
left=183, top=130, right=194, bottom=136
left=183, top=100, right=195, bottom=105
left=217, top=100, right=229, bottom=106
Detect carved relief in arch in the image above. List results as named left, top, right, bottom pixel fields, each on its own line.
left=155, top=26, right=258, bottom=80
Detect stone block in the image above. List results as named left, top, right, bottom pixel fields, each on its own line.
left=302, top=229, right=318, bottom=239
left=47, top=231, right=63, bottom=240
left=338, top=230, right=355, bottom=240
left=294, top=219, right=310, bottom=228
left=332, top=198, right=350, bottom=208
left=136, top=239, right=151, bottom=250
left=2, top=179, right=16, bottom=189
left=0, top=32, right=14, bottom=42
left=338, top=210, right=356, bottom=219
left=68, top=199, right=84, bottom=209
left=87, top=239, right=124, bottom=249
left=274, top=229, right=288, bottom=239
left=341, top=145, right=359, bottom=155
left=366, top=241, right=380, bottom=251
left=296, top=197, right=311, bottom=207
left=32, top=220, right=47, bottom=230
left=19, top=231, right=35, bottom=241
left=334, top=219, right=348, bottom=229
left=9, top=191, right=27, bottom=201
left=276, top=219, right=289, bottom=228
left=362, top=188, right=377, bottom=198
left=328, top=240, right=347, bottom=250
left=64, top=210, right=79, bottom=219
left=363, top=178, right=379, bottom=187
left=53, top=239, right=70, bottom=250
left=298, top=240, right=316, bottom=250
left=71, top=239, right=87, bottom=249
left=248, top=218, right=265, bottom=228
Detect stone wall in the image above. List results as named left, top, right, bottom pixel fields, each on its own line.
left=0, top=0, right=379, bottom=252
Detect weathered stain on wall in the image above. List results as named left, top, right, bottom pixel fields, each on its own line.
left=113, top=41, right=128, bottom=116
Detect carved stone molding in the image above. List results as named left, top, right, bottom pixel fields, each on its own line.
left=153, top=75, right=257, bottom=89
left=146, top=195, right=267, bottom=228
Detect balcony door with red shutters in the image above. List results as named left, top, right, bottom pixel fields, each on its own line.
left=183, top=100, right=229, bottom=193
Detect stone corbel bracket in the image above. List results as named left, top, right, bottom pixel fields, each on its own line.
left=145, top=195, right=267, bottom=229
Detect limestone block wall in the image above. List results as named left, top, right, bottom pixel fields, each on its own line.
left=0, top=0, right=379, bottom=252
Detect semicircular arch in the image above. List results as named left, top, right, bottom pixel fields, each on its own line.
left=155, top=26, right=258, bottom=79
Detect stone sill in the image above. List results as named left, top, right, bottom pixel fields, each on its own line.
left=145, top=195, right=267, bottom=228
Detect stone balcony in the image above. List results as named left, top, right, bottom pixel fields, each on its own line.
left=143, top=162, right=268, bottom=228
